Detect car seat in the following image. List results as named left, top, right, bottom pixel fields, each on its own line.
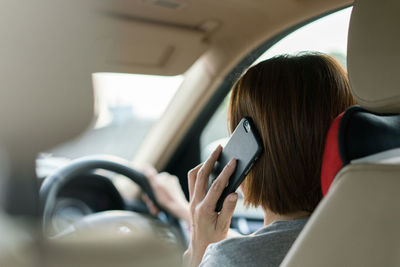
left=281, top=0, right=400, bottom=266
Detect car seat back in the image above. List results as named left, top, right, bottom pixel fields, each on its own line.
left=282, top=0, right=400, bottom=266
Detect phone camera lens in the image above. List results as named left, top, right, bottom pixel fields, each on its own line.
left=243, top=120, right=250, bottom=132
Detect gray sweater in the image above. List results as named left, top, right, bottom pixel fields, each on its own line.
left=199, top=218, right=308, bottom=267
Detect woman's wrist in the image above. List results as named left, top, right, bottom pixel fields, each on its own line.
left=183, top=243, right=208, bottom=267
left=169, top=201, right=191, bottom=224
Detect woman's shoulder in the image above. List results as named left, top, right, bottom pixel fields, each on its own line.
left=214, top=218, right=307, bottom=251
left=199, top=218, right=308, bottom=267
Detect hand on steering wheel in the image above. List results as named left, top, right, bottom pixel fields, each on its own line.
left=142, top=166, right=191, bottom=224
left=39, top=155, right=184, bottom=244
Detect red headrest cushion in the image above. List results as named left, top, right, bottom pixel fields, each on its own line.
left=321, top=113, right=344, bottom=196
left=321, top=106, right=400, bottom=196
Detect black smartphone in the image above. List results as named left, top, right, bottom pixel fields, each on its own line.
left=208, top=117, right=263, bottom=212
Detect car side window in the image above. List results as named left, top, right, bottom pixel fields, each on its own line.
left=200, top=7, right=352, bottom=159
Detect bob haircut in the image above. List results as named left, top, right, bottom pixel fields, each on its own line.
left=228, top=53, right=355, bottom=214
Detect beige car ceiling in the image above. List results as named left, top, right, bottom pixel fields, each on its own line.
left=108, top=0, right=353, bottom=76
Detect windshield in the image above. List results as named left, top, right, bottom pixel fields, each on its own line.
left=47, top=73, right=183, bottom=160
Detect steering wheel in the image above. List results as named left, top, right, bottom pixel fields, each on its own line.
left=39, top=155, right=185, bottom=244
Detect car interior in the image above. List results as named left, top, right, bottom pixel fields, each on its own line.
left=1, top=0, right=399, bottom=266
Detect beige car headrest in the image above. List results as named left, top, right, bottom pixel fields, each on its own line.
left=0, top=1, right=105, bottom=159
left=347, top=0, right=400, bottom=113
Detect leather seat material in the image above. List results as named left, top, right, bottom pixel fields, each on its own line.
left=339, top=106, right=400, bottom=165
left=347, top=0, right=400, bottom=113
left=282, top=163, right=400, bottom=267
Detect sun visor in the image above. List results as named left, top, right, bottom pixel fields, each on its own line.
left=98, top=15, right=208, bottom=76
left=347, top=0, right=400, bottom=113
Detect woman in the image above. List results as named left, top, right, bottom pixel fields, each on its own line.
left=144, top=53, right=355, bottom=267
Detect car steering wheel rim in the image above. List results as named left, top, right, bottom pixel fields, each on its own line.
left=39, top=155, right=181, bottom=238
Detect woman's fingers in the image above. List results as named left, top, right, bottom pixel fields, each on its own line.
left=192, top=145, right=222, bottom=204
left=188, top=163, right=202, bottom=201
left=203, top=158, right=237, bottom=209
left=218, top=193, right=238, bottom=229
left=143, top=165, right=158, bottom=182
left=142, top=194, right=160, bottom=216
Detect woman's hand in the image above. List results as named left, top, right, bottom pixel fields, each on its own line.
left=183, top=145, right=238, bottom=267
left=143, top=166, right=191, bottom=224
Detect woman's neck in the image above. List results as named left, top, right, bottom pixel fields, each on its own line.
left=263, top=208, right=310, bottom=226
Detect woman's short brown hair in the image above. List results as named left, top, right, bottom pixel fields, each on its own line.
left=228, top=53, right=355, bottom=214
